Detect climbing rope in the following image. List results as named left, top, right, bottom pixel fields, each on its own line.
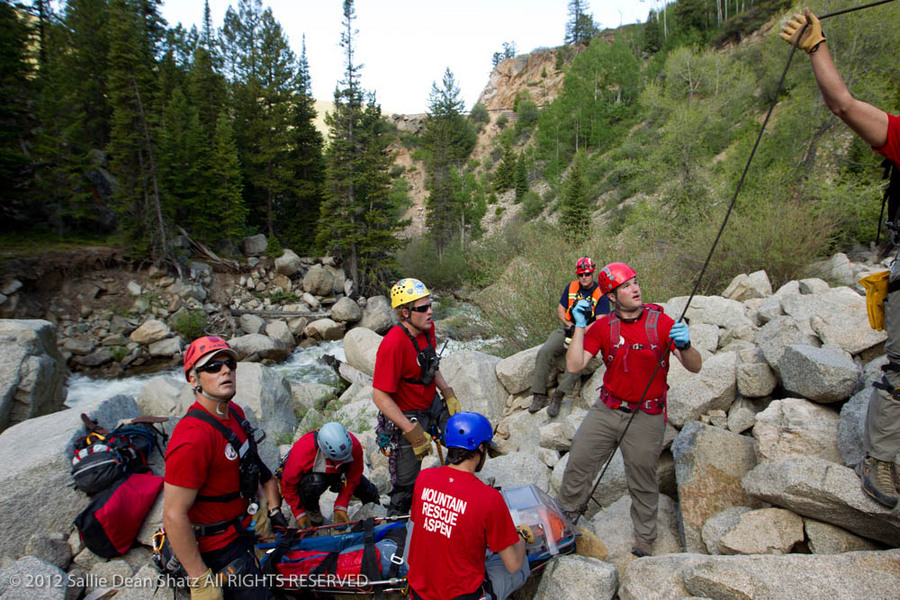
left=571, top=0, right=899, bottom=526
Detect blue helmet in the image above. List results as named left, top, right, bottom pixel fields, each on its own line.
left=444, top=412, right=494, bottom=451
left=318, top=422, right=353, bottom=462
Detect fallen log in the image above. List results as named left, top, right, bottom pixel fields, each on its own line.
left=229, top=308, right=330, bottom=318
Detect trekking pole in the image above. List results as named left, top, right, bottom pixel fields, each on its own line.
left=569, top=0, right=900, bottom=528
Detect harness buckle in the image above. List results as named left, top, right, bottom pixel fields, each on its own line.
left=390, top=553, right=404, bottom=565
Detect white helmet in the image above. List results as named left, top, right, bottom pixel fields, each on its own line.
left=318, top=422, right=353, bottom=462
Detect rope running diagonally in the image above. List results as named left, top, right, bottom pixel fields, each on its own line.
left=570, top=0, right=899, bottom=526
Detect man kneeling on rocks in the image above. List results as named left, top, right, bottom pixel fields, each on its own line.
left=280, top=421, right=380, bottom=528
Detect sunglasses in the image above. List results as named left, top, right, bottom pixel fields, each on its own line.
left=196, top=358, right=236, bottom=374
left=409, top=303, right=432, bottom=313
left=577, top=272, right=594, bottom=277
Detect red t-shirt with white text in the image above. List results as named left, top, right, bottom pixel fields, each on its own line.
left=407, top=466, right=519, bottom=600
left=372, top=324, right=438, bottom=411
left=583, top=307, right=675, bottom=402
left=164, top=402, right=251, bottom=552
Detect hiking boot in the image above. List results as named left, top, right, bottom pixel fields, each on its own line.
left=308, top=509, right=325, bottom=526
left=547, top=390, right=565, bottom=418
left=528, top=392, right=549, bottom=413
left=856, top=456, right=899, bottom=509
left=631, top=540, right=653, bottom=558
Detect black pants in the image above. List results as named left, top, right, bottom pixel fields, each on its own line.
left=202, top=534, right=272, bottom=600
left=297, top=471, right=381, bottom=513
left=377, top=394, right=450, bottom=516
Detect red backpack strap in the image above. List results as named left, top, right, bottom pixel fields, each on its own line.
left=606, top=312, right=621, bottom=365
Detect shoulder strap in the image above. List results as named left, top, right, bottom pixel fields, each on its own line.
left=606, top=312, right=621, bottom=364
left=397, top=325, right=434, bottom=386
left=644, top=308, right=666, bottom=365
left=185, top=407, right=246, bottom=503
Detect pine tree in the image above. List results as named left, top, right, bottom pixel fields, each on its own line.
left=106, top=0, right=169, bottom=262
left=560, top=152, right=590, bottom=241
left=208, top=112, right=247, bottom=244
left=316, top=0, right=404, bottom=294
left=565, top=0, right=597, bottom=46
left=514, top=153, right=529, bottom=203
left=279, top=35, right=325, bottom=253
left=493, top=142, right=516, bottom=192
left=422, top=67, right=476, bottom=257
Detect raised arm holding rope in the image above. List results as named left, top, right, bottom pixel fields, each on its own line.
left=555, top=263, right=701, bottom=558
left=782, top=7, right=900, bottom=509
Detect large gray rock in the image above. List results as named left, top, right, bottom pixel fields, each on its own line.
left=680, top=550, right=900, bottom=599
left=721, top=270, right=772, bottom=302
left=735, top=347, right=777, bottom=398
left=302, top=265, right=335, bottom=296
left=0, top=395, right=139, bottom=557
left=330, top=297, right=362, bottom=323
left=837, top=388, right=869, bottom=467
left=0, top=319, right=66, bottom=432
left=24, top=533, right=72, bottom=570
left=358, top=296, right=393, bottom=335
left=717, top=507, right=804, bottom=554
left=239, top=313, right=266, bottom=335
left=781, top=285, right=885, bottom=355
left=590, top=493, right=683, bottom=570
left=752, top=397, right=842, bottom=464
left=0, top=556, right=67, bottom=600
left=303, top=318, right=344, bottom=341
left=495, top=346, right=540, bottom=395
left=264, top=319, right=295, bottom=348
left=440, top=350, right=506, bottom=425
left=532, top=555, right=618, bottom=600
left=549, top=450, right=629, bottom=518
left=726, top=396, right=767, bottom=434
left=667, top=351, right=737, bottom=428
left=804, top=518, right=883, bottom=554
left=618, top=553, right=711, bottom=600
left=274, top=249, right=302, bottom=276
left=777, top=344, right=859, bottom=403
left=671, top=422, right=761, bottom=553
left=343, top=327, right=382, bottom=377
left=754, top=315, right=820, bottom=374
left=290, top=382, right=336, bottom=415
left=136, top=376, right=181, bottom=416
left=477, top=451, right=550, bottom=491
left=241, top=234, right=267, bottom=256
left=665, top=295, right=757, bottom=345
left=148, top=336, right=183, bottom=358
left=743, top=458, right=900, bottom=546
left=128, top=319, right=169, bottom=344
left=228, top=334, right=290, bottom=362
left=538, top=420, right=574, bottom=452
left=700, top=506, right=754, bottom=555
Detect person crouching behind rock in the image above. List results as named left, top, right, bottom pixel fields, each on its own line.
left=280, top=422, right=381, bottom=528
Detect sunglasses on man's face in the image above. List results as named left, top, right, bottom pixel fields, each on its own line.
left=409, top=303, right=432, bottom=313
left=197, top=358, right=237, bottom=374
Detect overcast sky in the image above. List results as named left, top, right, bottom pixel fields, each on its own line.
left=159, top=1, right=664, bottom=115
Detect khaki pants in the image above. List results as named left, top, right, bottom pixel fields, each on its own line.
left=865, top=264, right=900, bottom=462
left=557, top=400, right=665, bottom=544
left=532, top=328, right=580, bottom=395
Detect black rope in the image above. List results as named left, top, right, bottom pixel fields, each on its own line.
left=569, top=0, right=898, bottom=527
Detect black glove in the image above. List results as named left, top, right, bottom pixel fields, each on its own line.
left=268, top=508, right=289, bottom=532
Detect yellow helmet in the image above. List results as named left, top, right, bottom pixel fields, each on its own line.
left=391, top=278, right=430, bottom=308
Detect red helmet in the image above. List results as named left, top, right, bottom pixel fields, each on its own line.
left=597, top=262, right=637, bottom=295
left=184, top=336, right=237, bottom=380
left=575, top=257, right=595, bottom=275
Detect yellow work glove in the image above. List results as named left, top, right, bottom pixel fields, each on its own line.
left=780, top=10, right=825, bottom=53
left=295, top=511, right=312, bottom=530
left=516, top=525, right=535, bottom=545
left=189, top=568, right=223, bottom=600
left=443, top=388, right=461, bottom=415
left=333, top=508, right=350, bottom=526
left=402, top=422, right=433, bottom=460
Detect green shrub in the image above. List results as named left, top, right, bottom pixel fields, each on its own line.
left=264, top=235, right=283, bottom=259
left=174, top=310, right=208, bottom=340
left=521, top=191, right=544, bottom=220
left=494, top=206, right=505, bottom=216
left=390, top=164, right=406, bottom=177
left=496, top=113, right=509, bottom=129
left=469, top=103, right=489, bottom=125
left=395, top=238, right=473, bottom=289
left=268, top=289, right=299, bottom=304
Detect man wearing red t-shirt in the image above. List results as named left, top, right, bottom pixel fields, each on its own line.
left=557, top=263, right=701, bottom=558
left=163, top=336, right=286, bottom=600
left=407, top=412, right=528, bottom=600
left=280, top=422, right=379, bottom=528
left=373, top=278, right=460, bottom=516
left=782, top=9, right=900, bottom=509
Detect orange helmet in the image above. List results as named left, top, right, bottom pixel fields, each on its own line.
left=184, top=336, right=237, bottom=380
left=597, top=262, right=636, bottom=295
left=575, top=257, right=595, bottom=275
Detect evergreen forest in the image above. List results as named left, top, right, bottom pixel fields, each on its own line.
left=2, top=0, right=899, bottom=347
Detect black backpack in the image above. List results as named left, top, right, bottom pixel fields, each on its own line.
left=71, top=415, right=168, bottom=496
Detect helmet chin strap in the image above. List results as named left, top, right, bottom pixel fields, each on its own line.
left=193, top=384, right=232, bottom=415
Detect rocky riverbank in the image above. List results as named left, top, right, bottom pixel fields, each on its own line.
left=1, top=250, right=900, bottom=599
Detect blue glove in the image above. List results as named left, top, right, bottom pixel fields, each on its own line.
left=670, top=322, right=691, bottom=349
left=572, top=299, right=592, bottom=328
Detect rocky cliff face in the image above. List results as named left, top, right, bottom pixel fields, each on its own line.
left=477, top=48, right=567, bottom=112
